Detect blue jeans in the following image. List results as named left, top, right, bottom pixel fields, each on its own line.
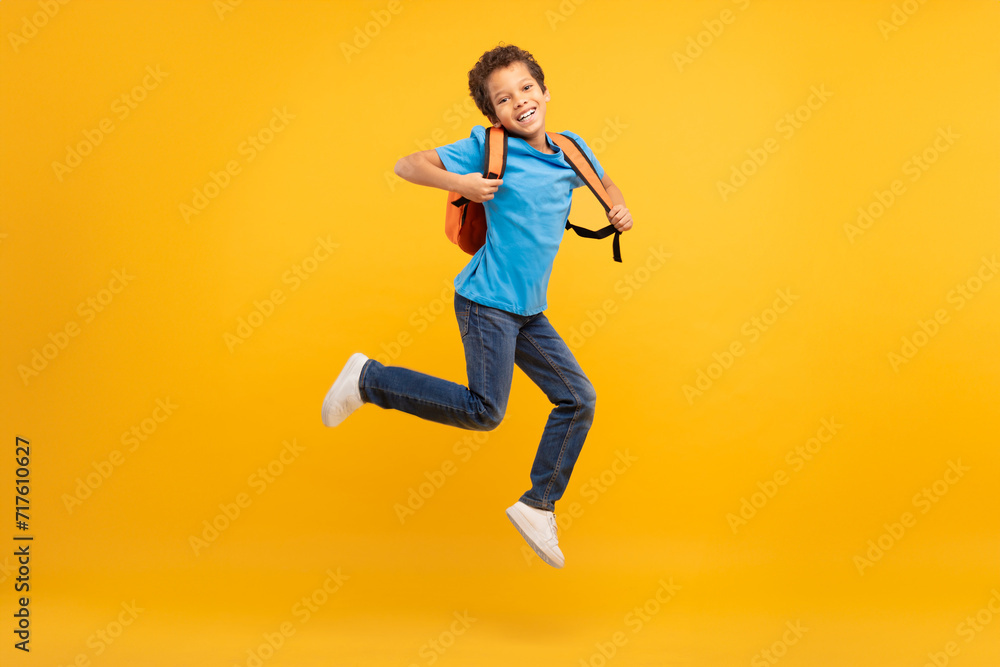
left=358, top=292, right=597, bottom=512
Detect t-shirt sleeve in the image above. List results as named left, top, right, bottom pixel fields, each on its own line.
left=560, top=130, right=606, bottom=185
left=435, top=125, right=486, bottom=175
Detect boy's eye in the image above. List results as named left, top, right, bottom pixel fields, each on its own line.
left=498, top=85, right=531, bottom=104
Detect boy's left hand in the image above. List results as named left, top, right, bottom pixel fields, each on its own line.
left=607, top=204, right=633, bottom=233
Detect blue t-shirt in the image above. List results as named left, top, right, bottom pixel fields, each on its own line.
left=435, top=125, right=605, bottom=316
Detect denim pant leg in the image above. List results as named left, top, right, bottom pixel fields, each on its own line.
left=358, top=293, right=520, bottom=431
left=513, top=312, right=597, bottom=512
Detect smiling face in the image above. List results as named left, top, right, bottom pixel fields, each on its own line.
left=486, top=60, right=551, bottom=142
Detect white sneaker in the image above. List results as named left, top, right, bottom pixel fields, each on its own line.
left=506, top=500, right=564, bottom=568
left=321, top=352, right=369, bottom=427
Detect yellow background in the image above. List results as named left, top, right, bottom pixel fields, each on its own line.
left=2, top=0, right=999, bottom=665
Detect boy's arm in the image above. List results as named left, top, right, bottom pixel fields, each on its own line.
left=394, top=149, right=460, bottom=192
left=601, top=172, right=626, bottom=208
left=600, top=172, right=633, bottom=233
left=394, top=149, right=503, bottom=203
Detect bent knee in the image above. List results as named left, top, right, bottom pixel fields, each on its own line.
left=576, top=382, right=597, bottom=416
left=474, top=407, right=505, bottom=431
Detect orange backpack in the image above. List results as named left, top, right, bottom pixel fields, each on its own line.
left=445, top=126, right=622, bottom=262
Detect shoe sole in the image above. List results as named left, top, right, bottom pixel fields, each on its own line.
left=506, top=504, right=564, bottom=569
left=321, top=353, right=367, bottom=427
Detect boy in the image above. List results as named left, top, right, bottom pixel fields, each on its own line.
left=321, top=44, right=633, bottom=568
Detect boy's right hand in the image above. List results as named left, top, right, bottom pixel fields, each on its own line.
left=455, top=173, right=503, bottom=202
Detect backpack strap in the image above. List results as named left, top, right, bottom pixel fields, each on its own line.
left=450, top=126, right=508, bottom=208
left=547, top=132, right=622, bottom=263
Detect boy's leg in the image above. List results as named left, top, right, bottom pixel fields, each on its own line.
left=358, top=293, right=519, bottom=431
left=513, top=312, right=597, bottom=512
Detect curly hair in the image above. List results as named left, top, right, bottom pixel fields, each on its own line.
left=468, top=44, right=547, bottom=124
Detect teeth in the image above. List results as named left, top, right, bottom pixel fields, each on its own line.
left=518, top=109, right=535, bottom=121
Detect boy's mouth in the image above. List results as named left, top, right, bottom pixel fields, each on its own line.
left=515, top=107, right=537, bottom=125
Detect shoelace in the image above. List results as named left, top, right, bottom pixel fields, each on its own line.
left=546, top=512, right=559, bottom=545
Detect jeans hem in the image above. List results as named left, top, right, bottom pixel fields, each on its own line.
left=358, top=358, right=373, bottom=403
left=518, top=496, right=554, bottom=512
